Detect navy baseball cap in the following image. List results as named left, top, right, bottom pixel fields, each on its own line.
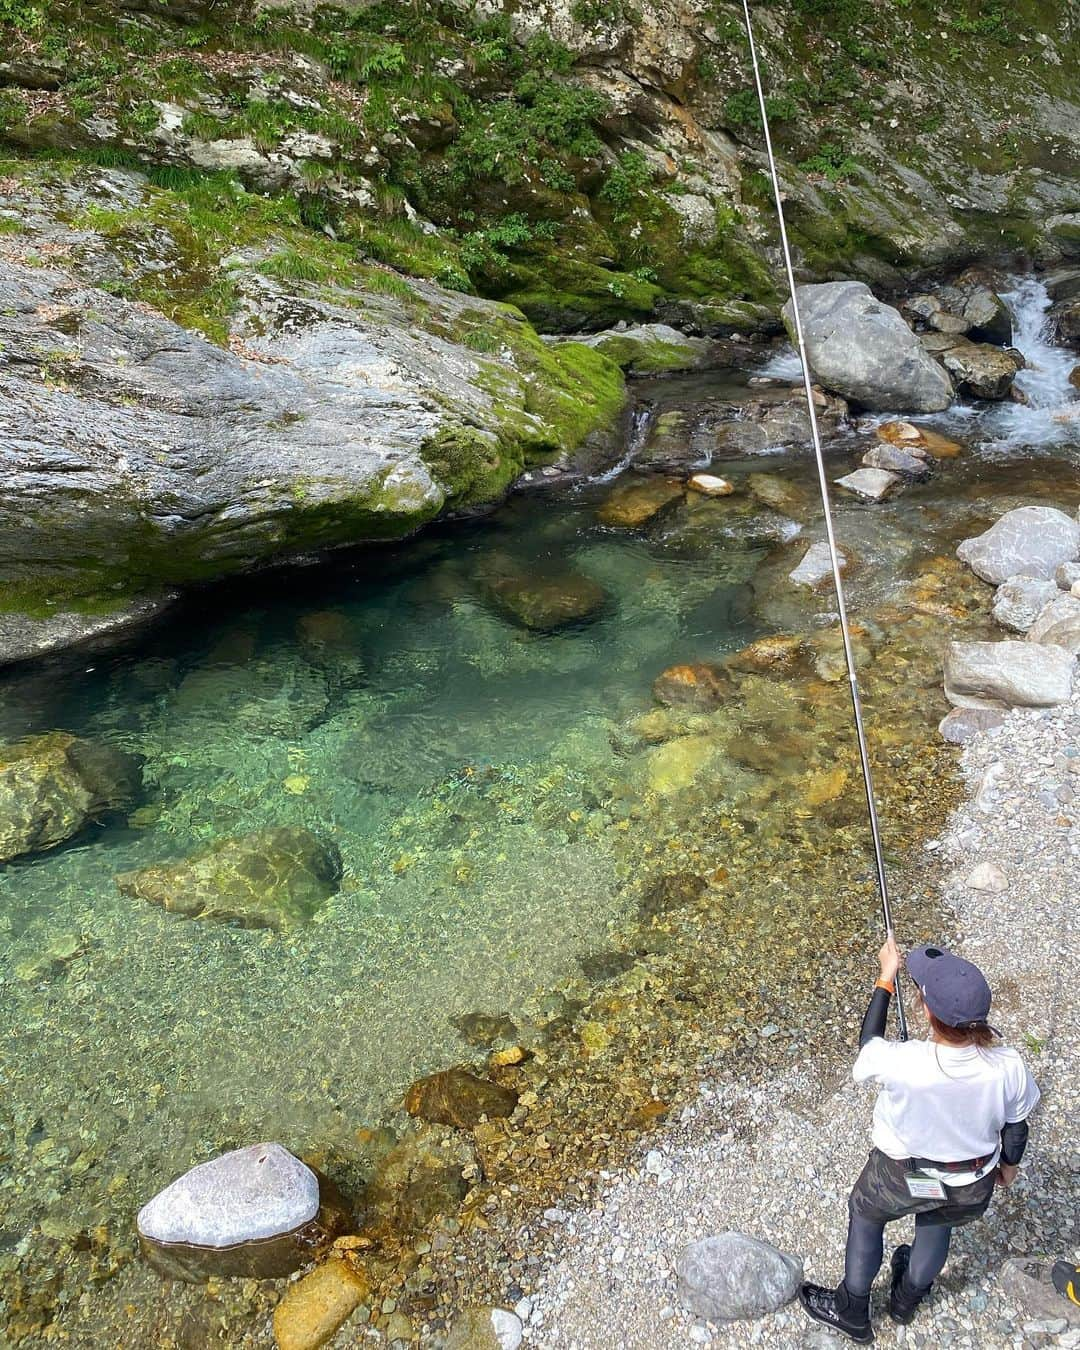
left=906, top=944, right=993, bottom=1028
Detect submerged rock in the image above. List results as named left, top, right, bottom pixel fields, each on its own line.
left=405, top=1069, right=518, bottom=1130
left=444, top=1307, right=524, bottom=1350
left=596, top=479, right=683, bottom=528
left=116, top=827, right=342, bottom=929
left=835, top=467, right=902, bottom=501
left=652, top=662, right=732, bottom=709
left=992, top=576, right=1060, bottom=633
left=957, top=506, right=1080, bottom=584
left=789, top=541, right=849, bottom=589
left=272, top=1257, right=371, bottom=1350
left=364, top=1128, right=475, bottom=1235
left=0, top=731, right=141, bottom=864
left=944, top=640, right=1076, bottom=709
left=484, top=570, right=607, bottom=632
left=676, top=1231, right=802, bottom=1321
left=782, top=282, right=953, bottom=413
left=727, top=634, right=809, bottom=672
left=137, top=1143, right=321, bottom=1282
left=687, top=472, right=734, bottom=497
left=745, top=472, right=812, bottom=519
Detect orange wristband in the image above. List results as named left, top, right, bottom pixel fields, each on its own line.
left=875, top=978, right=895, bottom=995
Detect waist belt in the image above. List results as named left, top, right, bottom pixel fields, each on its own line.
left=909, top=1154, right=993, bottom=1174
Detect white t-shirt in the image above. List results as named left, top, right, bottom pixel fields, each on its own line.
left=853, top=1038, right=1041, bottom=1185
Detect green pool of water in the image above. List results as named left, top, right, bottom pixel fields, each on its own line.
left=1, top=376, right=1077, bottom=1340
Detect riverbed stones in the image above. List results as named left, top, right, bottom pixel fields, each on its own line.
left=137, top=1143, right=320, bottom=1281
left=652, top=662, right=732, bottom=709
left=944, top=640, right=1076, bottom=708
left=1000, top=1257, right=1080, bottom=1330
left=939, top=338, right=1022, bottom=400
left=1027, top=594, right=1080, bottom=653
left=834, top=467, right=902, bottom=501
left=1057, top=561, right=1080, bottom=590
left=676, top=1232, right=802, bottom=1321
left=405, top=1068, right=518, bottom=1130
left=861, top=442, right=932, bottom=480
left=444, top=1306, right=524, bottom=1350
left=115, top=826, right=342, bottom=929
left=938, top=707, right=1006, bottom=744
left=876, top=420, right=963, bottom=459
left=364, top=1128, right=475, bottom=1235
left=992, top=576, right=1060, bottom=632
left=596, top=479, right=683, bottom=528
left=782, top=282, right=953, bottom=412
left=0, top=731, right=142, bottom=863
left=272, top=1257, right=371, bottom=1350
left=484, top=570, right=607, bottom=631
left=789, top=541, right=849, bottom=589
left=956, top=506, right=1080, bottom=584
left=967, top=861, right=1008, bottom=892
left=745, top=472, right=811, bottom=518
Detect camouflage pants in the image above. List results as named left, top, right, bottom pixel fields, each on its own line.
left=848, top=1148, right=997, bottom=1228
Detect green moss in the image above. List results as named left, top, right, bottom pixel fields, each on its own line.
left=586, top=332, right=702, bottom=375
left=422, top=424, right=520, bottom=509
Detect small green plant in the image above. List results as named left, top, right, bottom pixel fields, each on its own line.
left=1022, top=1032, right=1045, bottom=1056
left=0, top=0, right=43, bottom=29
left=599, top=151, right=653, bottom=218
left=571, top=0, right=639, bottom=27
left=258, top=247, right=335, bottom=284
left=799, top=143, right=860, bottom=182
left=463, top=328, right=501, bottom=353
left=723, top=88, right=798, bottom=128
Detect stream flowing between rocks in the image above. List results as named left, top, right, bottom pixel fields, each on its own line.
left=1, top=279, right=1078, bottom=1344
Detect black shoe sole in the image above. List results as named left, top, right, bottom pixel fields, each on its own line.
left=798, top=1285, right=875, bottom=1344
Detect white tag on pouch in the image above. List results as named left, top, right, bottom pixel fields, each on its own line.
left=904, top=1172, right=947, bottom=1201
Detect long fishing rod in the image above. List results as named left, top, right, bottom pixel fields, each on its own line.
left=738, top=0, right=907, bottom=1041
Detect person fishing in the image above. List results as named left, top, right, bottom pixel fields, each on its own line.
left=798, top=936, right=1041, bottom=1342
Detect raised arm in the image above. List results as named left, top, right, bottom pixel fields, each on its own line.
left=858, top=935, right=902, bottom=1048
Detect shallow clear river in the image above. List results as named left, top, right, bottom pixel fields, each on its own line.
left=1, top=278, right=1078, bottom=1342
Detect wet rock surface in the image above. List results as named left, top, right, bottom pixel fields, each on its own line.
left=137, top=1144, right=320, bottom=1282
left=405, top=1069, right=519, bottom=1131
left=0, top=731, right=141, bottom=863
left=115, top=827, right=342, bottom=929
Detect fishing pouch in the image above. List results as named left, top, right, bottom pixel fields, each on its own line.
left=848, top=1148, right=996, bottom=1228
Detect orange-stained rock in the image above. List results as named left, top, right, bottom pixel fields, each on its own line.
left=405, top=1068, right=518, bottom=1130
left=726, top=634, right=808, bottom=674
left=687, top=473, right=734, bottom=498
left=876, top=421, right=963, bottom=459
left=1070, top=364, right=1080, bottom=390
left=651, top=662, right=732, bottom=709
left=272, top=1257, right=370, bottom=1350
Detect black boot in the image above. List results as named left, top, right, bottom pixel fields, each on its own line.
left=798, top=1280, right=874, bottom=1343
left=889, top=1244, right=932, bottom=1324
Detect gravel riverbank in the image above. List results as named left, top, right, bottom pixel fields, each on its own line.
left=515, top=685, right=1080, bottom=1350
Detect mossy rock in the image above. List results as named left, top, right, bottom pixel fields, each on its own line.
left=116, top=826, right=342, bottom=930
left=0, top=731, right=142, bottom=863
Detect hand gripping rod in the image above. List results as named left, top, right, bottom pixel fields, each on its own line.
left=738, top=0, right=907, bottom=1041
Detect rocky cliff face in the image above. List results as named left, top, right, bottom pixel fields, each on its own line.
left=1, top=0, right=1077, bottom=659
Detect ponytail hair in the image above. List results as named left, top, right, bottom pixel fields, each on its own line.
left=927, top=1010, right=997, bottom=1050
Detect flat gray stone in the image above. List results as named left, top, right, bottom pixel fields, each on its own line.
left=782, top=282, right=953, bottom=413
left=992, top=576, right=1060, bottom=633
left=444, top=1307, right=524, bottom=1350
left=1027, top=593, right=1080, bottom=653
left=957, top=506, right=1080, bottom=585
left=835, top=467, right=901, bottom=501
left=137, top=1143, right=319, bottom=1249
left=938, top=707, right=1006, bottom=743
left=861, top=443, right=932, bottom=479
left=944, top=640, right=1076, bottom=709
left=999, top=1258, right=1080, bottom=1330
left=676, top=1231, right=802, bottom=1322
left=789, top=541, right=848, bottom=589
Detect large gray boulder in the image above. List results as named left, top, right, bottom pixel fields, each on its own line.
left=676, top=1232, right=802, bottom=1322
left=137, top=1143, right=321, bottom=1281
left=944, top=640, right=1076, bottom=709
left=782, top=282, right=953, bottom=412
left=957, top=507, right=1080, bottom=584
left=0, top=253, right=623, bottom=667
left=992, top=576, right=1061, bottom=633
